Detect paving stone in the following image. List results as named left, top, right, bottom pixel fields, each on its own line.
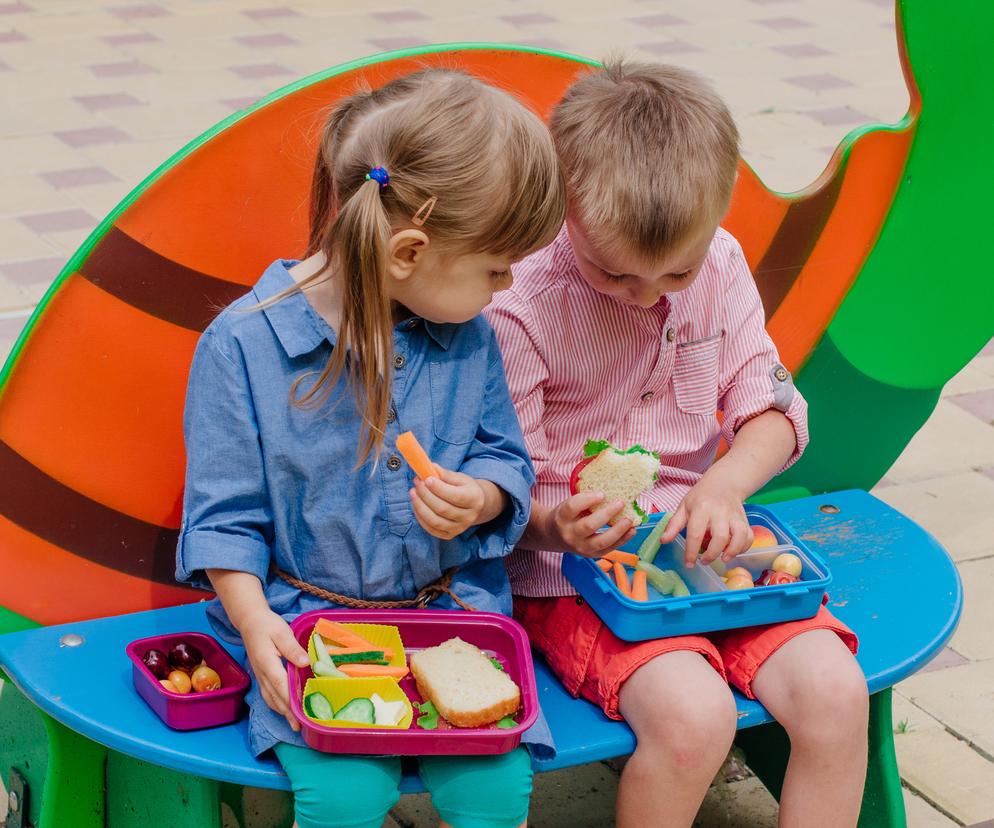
left=943, top=360, right=994, bottom=396
left=873, top=471, right=994, bottom=563
left=902, top=788, right=959, bottom=827
left=893, top=725, right=994, bottom=825
left=886, top=400, right=994, bottom=483
left=899, top=659, right=994, bottom=760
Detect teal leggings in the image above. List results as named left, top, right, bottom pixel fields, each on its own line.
left=274, top=743, right=532, bottom=828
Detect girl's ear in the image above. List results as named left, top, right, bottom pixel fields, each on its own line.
left=387, top=229, right=430, bottom=281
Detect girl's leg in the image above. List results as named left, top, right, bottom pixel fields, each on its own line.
left=750, top=629, right=869, bottom=828
left=617, top=651, right=738, bottom=828
left=274, top=742, right=402, bottom=828
left=419, top=746, right=533, bottom=828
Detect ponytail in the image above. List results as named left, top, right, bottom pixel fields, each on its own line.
left=293, top=177, right=394, bottom=467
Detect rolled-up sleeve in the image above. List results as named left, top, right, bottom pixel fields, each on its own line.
left=458, top=331, right=536, bottom=559
left=717, top=245, right=809, bottom=471
left=176, top=328, right=273, bottom=590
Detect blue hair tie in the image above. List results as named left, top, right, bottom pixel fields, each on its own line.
left=365, top=165, right=390, bottom=189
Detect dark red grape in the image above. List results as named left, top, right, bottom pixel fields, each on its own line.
left=142, top=648, right=171, bottom=679
left=168, top=642, right=203, bottom=674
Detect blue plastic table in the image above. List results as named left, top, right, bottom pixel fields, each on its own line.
left=0, top=490, right=962, bottom=827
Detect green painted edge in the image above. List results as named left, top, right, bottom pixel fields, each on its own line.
left=0, top=42, right=598, bottom=401
left=0, top=603, right=38, bottom=636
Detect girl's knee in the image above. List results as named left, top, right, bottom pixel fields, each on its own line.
left=421, top=747, right=532, bottom=828
left=277, top=746, right=401, bottom=828
left=782, top=659, right=869, bottom=748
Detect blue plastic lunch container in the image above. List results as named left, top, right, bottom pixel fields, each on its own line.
left=561, top=506, right=832, bottom=641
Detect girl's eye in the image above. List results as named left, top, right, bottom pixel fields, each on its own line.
left=604, top=272, right=627, bottom=284
left=489, top=270, right=510, bottom=280
left=671, top=270, right=693, bottom=282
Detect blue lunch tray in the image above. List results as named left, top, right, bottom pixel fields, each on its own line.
left=561, top=505, right=832, bottom=641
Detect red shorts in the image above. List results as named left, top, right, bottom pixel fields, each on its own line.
left=514, top=595, right=858, bottom=720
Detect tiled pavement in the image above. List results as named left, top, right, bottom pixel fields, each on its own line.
left=0, top=1, right=991, bottom=826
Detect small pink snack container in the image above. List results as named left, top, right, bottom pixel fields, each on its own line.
left=288, top=609, right=539, bottom=755
left=126, top=631, right=250, bottom=730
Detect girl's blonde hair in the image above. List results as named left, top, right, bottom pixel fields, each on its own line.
left=551, top=60, right=739, bottom=261
left=288, top=69, right=564, bottom=465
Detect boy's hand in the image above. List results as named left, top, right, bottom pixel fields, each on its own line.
left=411, top=468, right=503, bottom=540
left=660, top=476, right=752, bottom=568
left=240, top=610, right=310, bottom=732
left=546, top=491, right=636, bottom=557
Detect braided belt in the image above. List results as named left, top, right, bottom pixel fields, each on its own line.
left=272, top=564, right=477, bottom=612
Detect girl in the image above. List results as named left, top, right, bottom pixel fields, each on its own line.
left=177, top=69, right=565, bottom=828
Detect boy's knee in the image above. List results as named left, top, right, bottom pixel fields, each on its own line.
left=782, top=661, right=869, bottom=748
left=421, top=747, right=533, bottom=828
left=290, top=755, right=401, bottom=828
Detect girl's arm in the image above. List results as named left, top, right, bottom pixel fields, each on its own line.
left=206, top=569, right=309, bottom=731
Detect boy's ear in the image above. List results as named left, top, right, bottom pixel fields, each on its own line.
left=387, top=229, right=430, bottom=280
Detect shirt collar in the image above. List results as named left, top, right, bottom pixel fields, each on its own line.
left=254, top=260, right=456, bottom=357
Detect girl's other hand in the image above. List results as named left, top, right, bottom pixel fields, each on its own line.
left=240, top=610, right=310, bottom=732
left=410, top=467, right=493, bottom=540
left=660, top=478, right=752, bottom=568
left=548, top=492, right=636, bottom=557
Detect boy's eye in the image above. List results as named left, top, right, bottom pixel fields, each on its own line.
left=489, top=270, right=510, bottom=280
left=670, top=270, right=693, bottom=282
left=603, top=272, right=627, bottom=284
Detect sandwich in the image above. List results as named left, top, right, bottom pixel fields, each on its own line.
left=569, top=439, right=660, bottom=526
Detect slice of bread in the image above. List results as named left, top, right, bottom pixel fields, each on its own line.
left=409, top=637, right=520, bottom=728
left=576, top=443, right=660, bottom=526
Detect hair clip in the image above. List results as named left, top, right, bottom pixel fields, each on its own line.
left=365, top=165, right=390, bottom=189
left=411, top=195, right=437, bottom=227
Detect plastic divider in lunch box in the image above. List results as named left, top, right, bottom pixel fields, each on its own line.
left=561, top=505, right=831, bottom=641
left=288, top=609, right=539, bottom=756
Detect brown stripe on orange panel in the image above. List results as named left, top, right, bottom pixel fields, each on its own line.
left=0, top=438, right=191, bottom=589
left=80, top=226, right=250, bottom=332
left=753, top=167, right=845, bottom=321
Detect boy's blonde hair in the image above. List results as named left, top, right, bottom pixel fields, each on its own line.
left=551, top=60, right=739, bottom=261
left=290, top=69, right=565, bottom=465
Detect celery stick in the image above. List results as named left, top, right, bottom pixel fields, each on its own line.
left=311, top=633, right=335, bottom=666
left=635, top=560, right=677, bottom=595
left=636, top=512, right=670, bottom=563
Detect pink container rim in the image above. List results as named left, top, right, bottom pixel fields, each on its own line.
left=288, top=609, right=540, bottom=749
left=126, top=631, right=250, bottom=703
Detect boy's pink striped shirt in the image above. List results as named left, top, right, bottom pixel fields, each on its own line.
left=484, top=225, right=809, bottom=598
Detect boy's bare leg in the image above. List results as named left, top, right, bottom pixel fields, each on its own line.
left=617, top=651, right=737, bottom=828
left=751, top=629, right=869, bottom=828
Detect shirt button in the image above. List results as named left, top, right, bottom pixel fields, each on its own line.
left=393, top=354, right=406, bottom=370
left=387, top=455, right=402, bottom=471
left=575, top=597, right=585, bottom=606
left=641, top=391, right=654, bottom=402
left=775, top=367, right=789, bottom=382
left=406, top=320, right=417, bottom=330
left=666, top=328, right=675, bottom=342
left=386, top=408, right=396, bottom=424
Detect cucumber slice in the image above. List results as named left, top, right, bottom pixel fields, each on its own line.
left=303, top=692, right=334, bottom=720
left=329, top=651, right=388, bottom=665
left=311, top=633, right=334, bottom=665
left=334, top=698, right=376, bottom=724
left=636, top=512, right=670, bottom=563
left=312, top=659, right=347, bottom=678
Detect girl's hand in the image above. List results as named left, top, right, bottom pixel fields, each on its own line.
left=240, top=610, right=310, bottom=732
left=546, top=492, right=636, bottom=557
left=411, top=468, right=504, bottom=540
left=660, top=477, right=752, bottom=568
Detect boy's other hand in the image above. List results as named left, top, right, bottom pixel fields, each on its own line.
left=411, top=468, right=499, bottom=540
left=661, top=478, right=752, bottom=568
left=241, top=610, right=310, bottom=732
left=548, top=491, right=636, bottom=556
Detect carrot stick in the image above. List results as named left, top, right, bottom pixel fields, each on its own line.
left=613, top=562, right=632, bottom=597
left=313, top=619, right=378, bottom=651
left=632, top=569, right=649, bottom=601
left=603, top=550, right=640, bottom=567
left=396, top=431, right=439, bottom=480
left=336, top=664, right=411, bottom=679
left=596, top=559, right=613, bottom=572
left=326, top=645, right=395, bottom=660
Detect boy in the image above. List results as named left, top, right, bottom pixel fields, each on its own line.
left=485, top=62, right=868, bottom=828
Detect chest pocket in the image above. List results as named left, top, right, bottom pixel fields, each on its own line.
left=429, top=359, right=484, bottom=445
left=672, top=333, right=723, bottom=416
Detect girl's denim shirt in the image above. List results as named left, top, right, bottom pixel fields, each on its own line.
left=177, top=260, right=552, bottom=757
